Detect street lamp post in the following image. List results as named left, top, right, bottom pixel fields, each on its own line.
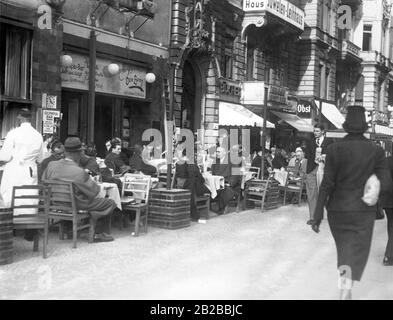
left=261, top=85, right=269, bottom=179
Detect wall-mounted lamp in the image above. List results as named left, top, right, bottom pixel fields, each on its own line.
left=107, top=63, right=120, bottom=76
left=145, top=72, right=156, bottom=83
left=61, top=54, right=73, bottom=67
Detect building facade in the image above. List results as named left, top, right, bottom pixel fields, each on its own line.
left=1, top=0, right=171, bottom=158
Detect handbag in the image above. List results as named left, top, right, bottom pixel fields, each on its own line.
left=362, top=174, right=380, bottom=206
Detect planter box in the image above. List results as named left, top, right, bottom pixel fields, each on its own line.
left=148, top=188, right=191, bottom=229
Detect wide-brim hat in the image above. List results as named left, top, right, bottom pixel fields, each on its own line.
left=64, top=137, right=83, bottom=152
left=342, top=105, right=368, bottom=134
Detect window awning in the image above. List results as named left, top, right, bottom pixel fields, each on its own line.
left=315, top=100, right=345, bottom=129
left=374, top=124, right=393, bottom=137
left=218, top=102, right=275, bottom=128
left=270, top=111, right=314, bottom=132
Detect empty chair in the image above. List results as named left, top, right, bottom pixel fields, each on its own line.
left=11, top=185, right=50, bottom=258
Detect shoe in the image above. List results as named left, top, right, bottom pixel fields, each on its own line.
left=93, top=233, right=114, bottom=242
left=383, top=257, right=393, bottom=266
left=307, top=219, right=314, bottom=225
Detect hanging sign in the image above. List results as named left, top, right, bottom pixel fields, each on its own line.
left=61, top=53, right=147, bottom=99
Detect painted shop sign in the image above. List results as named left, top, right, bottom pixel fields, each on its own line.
left=219, top=79, right=242, bottom=97
left=296, top=100, right=312, bottom=118
left=243, top=0, right=305, bottom=30
left=268, top=84, right=287, bottom=104
left=61, top=53, right=147, bottom=99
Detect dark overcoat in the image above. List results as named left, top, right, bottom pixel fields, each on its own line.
left=314, top=134, right=389, bottom=281
left=42, top=159, right=116, bottom=220
left=380, top=155, right=393, bottom=209
left=315, top=135, right=388, bottom=216
left=305, top=137, right=333, bottom=174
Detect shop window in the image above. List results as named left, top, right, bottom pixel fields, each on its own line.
left=0, top=23, right=32, bottom=100
left=362, top=24, right=372, bottom=51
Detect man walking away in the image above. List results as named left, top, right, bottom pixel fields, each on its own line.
left=311, top=106, right=390, bottom=299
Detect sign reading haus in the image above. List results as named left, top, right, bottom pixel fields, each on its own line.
left=243, top=0, right=305, bottom=31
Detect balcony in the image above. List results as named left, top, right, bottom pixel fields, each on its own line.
left=340, top=39, right=362, bottom=63
left=241, top=0, right=305, bottom=41
left=360, top=51, right=391, bottom=71
left=340, top=0, right=362, bottom=10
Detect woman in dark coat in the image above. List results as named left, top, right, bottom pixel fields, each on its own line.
left=380, top=155, right=393, bottom=266
left=311, top=106, right=389, bottom=300
left=175, top=150, right=210, bottom=221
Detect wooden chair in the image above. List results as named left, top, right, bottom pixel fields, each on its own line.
left=243, top=172, right=275, bottom=212
left=282, top=171, right=306, bottom=206
left=43, top=180, right=94, bottom=248
left=121, top=173, right=151, bottom=236
left=247, top=166, right=261, bottom=179
left=11, top=185, right=50, bottom=258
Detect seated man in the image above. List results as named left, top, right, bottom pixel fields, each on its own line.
left=38, top=141, right=65, bottom=182
left=211, top=146, right=242, bottom=214
left=175, top=149, right=210, bottom=221
left=80, top=143, right=100, bottom=176
left=42, top=137, right=116, bottom=242
left=105, top=141, right=131, bottom=175
left=129, top=144, right=157, bottom=176
left=251, top=147, right=272, bottom=179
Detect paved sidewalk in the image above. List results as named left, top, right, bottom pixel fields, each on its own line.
left=0, top=204, right=392, bottom=300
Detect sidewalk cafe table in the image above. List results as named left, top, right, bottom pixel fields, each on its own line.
left=98, top=182, right=122, bottom=210
left=202, top=172, right=224, bottom=199
left=273, top=169, right=288, bottom=187
left=241, top=171, right=255, bottom=189
left=147, top=159, right=167, bottom=171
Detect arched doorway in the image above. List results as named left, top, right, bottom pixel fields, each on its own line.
left=181, top=60, right=202, bottom=133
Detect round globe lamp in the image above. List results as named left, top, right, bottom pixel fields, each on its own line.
left=145, top=72, right=156, bottom=84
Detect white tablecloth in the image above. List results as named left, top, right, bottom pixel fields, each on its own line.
left=98, top=182, right=122, bottom=210
left=203, top=173, right=224, bottom=199
left=147, top=159, right=167, bottom=171
left=241, top=171, right=255, bottom=189
left=273, top=170, right=288, bottom=187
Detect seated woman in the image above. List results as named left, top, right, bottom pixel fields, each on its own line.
left=251, top=147, right=272, bottom=179
left=129, top=144, right=157, bottom=176
left=175, top=149, right=210, bottom=221
left=272, top=148, right=288, bottom=170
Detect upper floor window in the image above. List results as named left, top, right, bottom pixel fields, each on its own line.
left=246, top=46, right=255, bottom=81
left=222, top=36, right=234, bottom=79
left=118, top=0, right=156, bottom=18
left=0, top=23, right=32, bottom=100
left=362, top=24, right=372, bottom=51
left=321, top=1, right=332, bottom=34
left=319, top=63, right=330, bottom=99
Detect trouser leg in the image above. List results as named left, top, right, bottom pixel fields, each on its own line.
left=385, top=209, right=393, bottom=258
left=305, top=168, right=318, bottom=220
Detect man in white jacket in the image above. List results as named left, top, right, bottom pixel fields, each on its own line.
left=0, top=107, right=44, bottom=214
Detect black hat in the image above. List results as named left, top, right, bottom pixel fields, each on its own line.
left=64, top=137, right=83, bottom=152
left=16, top=108, right=32, bottom=119
left=342, top=106, right=368, bottom=134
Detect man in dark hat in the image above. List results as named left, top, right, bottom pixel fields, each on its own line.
left=310, top=106, right=390, bottom=300
left=42, top=137, right=116, bottom=242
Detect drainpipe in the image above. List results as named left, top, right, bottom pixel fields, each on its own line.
left=88, top=30, right=96, bottom=143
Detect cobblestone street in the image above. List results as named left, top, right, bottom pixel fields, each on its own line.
left=1, top=204, right=392, bottom=300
